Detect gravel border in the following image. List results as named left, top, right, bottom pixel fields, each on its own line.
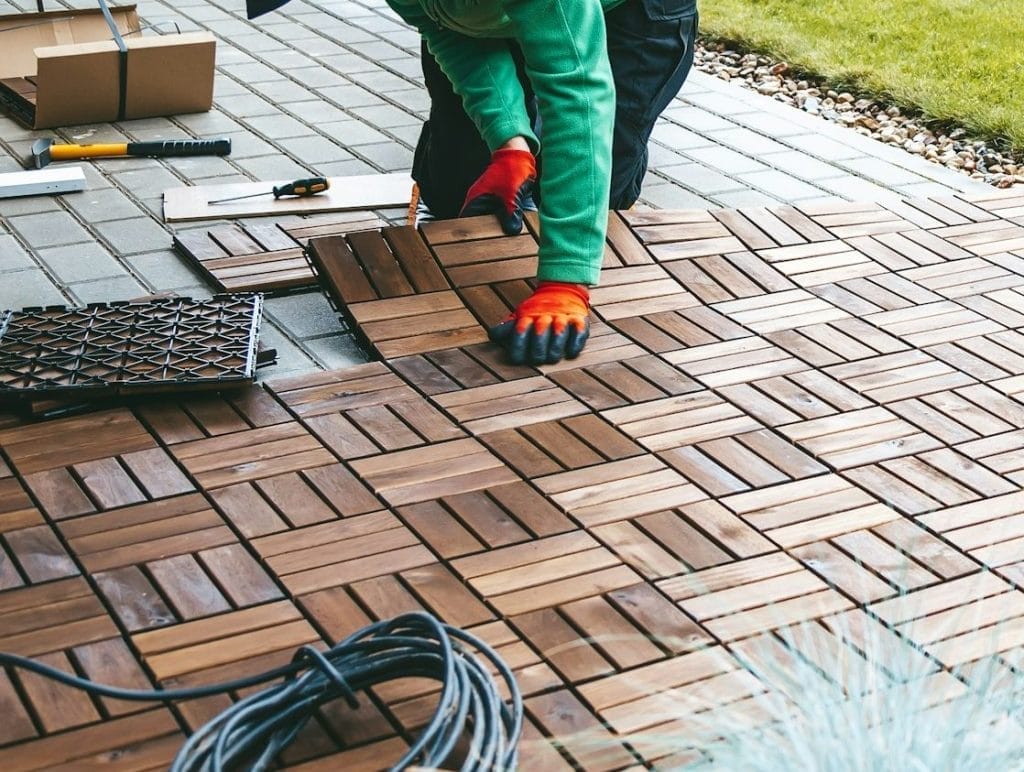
left=696, top=39, right=1023, bottom=190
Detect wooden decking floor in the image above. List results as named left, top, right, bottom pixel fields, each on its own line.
left=3, top=188, right=1024, bottom=770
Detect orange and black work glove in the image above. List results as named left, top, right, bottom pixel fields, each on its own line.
left=460, top=148, right=537, bottom=235
left=489, top=282, right=591, bottom=365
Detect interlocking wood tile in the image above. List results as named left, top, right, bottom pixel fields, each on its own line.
left=845, top=449, right=1019, bottom=516
left=664, top=337, right=808, bottom=388
left=609, top=305, right=751, bottom=354
left=588, top=264, right=696, bottom=320
left=755, top=240, right=885, bottom=286
left=174, top=224, right=310, bottom=293
left=535, top=455, right=706, bottom=527
left=169, top=422, right=335, bottom=489
left=723, top=474, right=899, bottom=548
left=957, top=430, right=1024, bottom=485
left=349, top=437, right=518, bottom=506
left=790, top=515, right=977, bottom=603
left=712, top=288, right=848, bottom=333
left=658, top=552, right=854, bottom=641
left=959, top=190, right=1024, bottom=221
left=901, top=255, right=1024, bottom=298
left=797, top=200, right=917, bottom=235
left=480, top=413, right=644, bottom=477
left=869, top=571, right=1024, bottom=668
left=660, top=428, right=827, bottom=495
left=10, top=203, right=1024, bottom=764
left=602, top=390, right=761, bottom=451
left=931, top=218, right=1024, bottom=256
left=451, top=531, right=641, bottom=616
left=133, top=600, right=320, bottom=686
left=252, top=511, right=434, bottom=596
left=918, top=490, right=1024, bottom=570
left=824, top=350, right=976, bottom=402
left=718, top=370, right=872, bottom=427
left=432, top=376, right=587, bottom=435
left=661, top=251, right=795, bottom=303
left=779, top=406, right=943, bottom=469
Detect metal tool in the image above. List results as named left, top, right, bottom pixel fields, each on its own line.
left=208, top=177, right=331, bottom=205
left=28, top=138, right=231, bottom=169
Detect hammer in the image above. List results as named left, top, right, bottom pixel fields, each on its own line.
left=28, top=138, right=231, bottom=169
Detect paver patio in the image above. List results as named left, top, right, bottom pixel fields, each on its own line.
left=2, top=0, right=1024, bottom=769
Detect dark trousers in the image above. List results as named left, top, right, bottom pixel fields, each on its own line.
left=412, top=0, right=699, bottom=218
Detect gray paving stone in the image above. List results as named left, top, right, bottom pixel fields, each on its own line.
left=681, top=90, right=754, bottom=116
left=650, top=122, right=714, bottom=151
left=126, top=250, right=207, bottom=292
left=712, top=189, right=781, bottom=208
left=813, top=175, right=900, bottom=202
left=684, top=147, right=769, bottom=175
left=349, top=104, right=421, bottom=128
left=252, top=321, right=321, bottom=376
left=0, top=268, right=68, bottom=309
left=897, top=180, right=970, bottom=199
left=661, top=106, right=736, bottom=132
left=727, top=111, right=807, bottom=138
left=707, top=127, right=791, bottom=156
left=234, top=155, right=316, bottom=180
left=94, top=218, right=172, bottom=256
left=302, top=334, right=369, bottom=370
left=9, top=211, right=91, bottom=248
left=282, top=101, right=350, bottom=125
left=110, top=167, right=185, bottom=201
left=215, top=94, right=280, bottom=119
left=0, top=194, right=65, bottom=216
left=760, top=151, right=849, bottom=181
left=277, top=135, right=353, bottom=164
left=316, top=84, right=387, bottom=108
left=0, top=234, right=35, bottom=272
left=249, top=79, right=320, bottom=105
left=67, top=275, right=149, bottom=305
left=354, top=142, right=414, bottom=172
left=638, top=183, right=715, bottom=210
left=264, top=291, right=349, bottom=339
left=36, top=242, right=128, bottom=283
left=784, top=133, right=865, bottom=161
left=320, top=119, right=397, bottom=147
left=738, top=169, right=826, bottom=200
left=244, top=114, right=318, bottom=140
left=220, top=132, right=280, bottom=159
left=658, top=163, right=744, bottom=196
left=839, top=157, right=928, bottom=186
left=313, top=158, right=381, bottom=177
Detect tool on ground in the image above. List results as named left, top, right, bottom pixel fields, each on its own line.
left=28, top=138, right=231, bottom=169
left=208, top=176, right=330, bottom=205
left=0, top=166, right=86, bottom=199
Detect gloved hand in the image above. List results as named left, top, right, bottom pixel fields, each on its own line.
left=488, top=282, right=590, bottom=365
left=460, top=148, right=537, bottom=235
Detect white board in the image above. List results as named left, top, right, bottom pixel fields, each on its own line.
left=162, top=173, right=413, bottom=222
left=0, top=166, right=86, bottom=199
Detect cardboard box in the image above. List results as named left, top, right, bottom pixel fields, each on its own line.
left=0, top=6, right=215, bottom=129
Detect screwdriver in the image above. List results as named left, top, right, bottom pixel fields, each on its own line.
left=209, top=177, right=330, bottom=205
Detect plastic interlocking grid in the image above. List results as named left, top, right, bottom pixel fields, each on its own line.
left=0, top=294, right=262, bottom=398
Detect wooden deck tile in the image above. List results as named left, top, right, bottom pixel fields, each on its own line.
left=664, top=336, right=809, bottom=388
left=779, top=406, right=943, bottom=469
left=9, top=202, right=1024, bottom=765
left=602, top=390, right=762, bottom=450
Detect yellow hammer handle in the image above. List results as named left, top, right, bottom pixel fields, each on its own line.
left=49, top=143, right=130, bottom=161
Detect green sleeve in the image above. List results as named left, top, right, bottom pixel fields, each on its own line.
left=387, top=0, right=613, bottom=287
left=506, top=0, right=613, bottom=286
left=384, top=0, right=538, bottom=152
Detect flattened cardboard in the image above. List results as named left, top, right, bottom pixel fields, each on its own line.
left=163, top=173, right=415, bottom=222
left=0, top=6, right=215, bottom=129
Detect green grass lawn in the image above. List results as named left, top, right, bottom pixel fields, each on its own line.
left=699, top=0, right=1024, bottom=149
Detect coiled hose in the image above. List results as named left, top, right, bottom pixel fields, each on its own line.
left=0, top=611, right=522, bottom=771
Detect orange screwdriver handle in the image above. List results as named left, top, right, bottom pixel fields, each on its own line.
left=271, top=177, right=330, bottom=198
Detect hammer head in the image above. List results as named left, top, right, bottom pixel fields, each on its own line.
left=28, top=138, right=54, bottom=169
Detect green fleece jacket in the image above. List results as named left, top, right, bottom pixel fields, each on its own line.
left=387, top=0, right=625, bottom=286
